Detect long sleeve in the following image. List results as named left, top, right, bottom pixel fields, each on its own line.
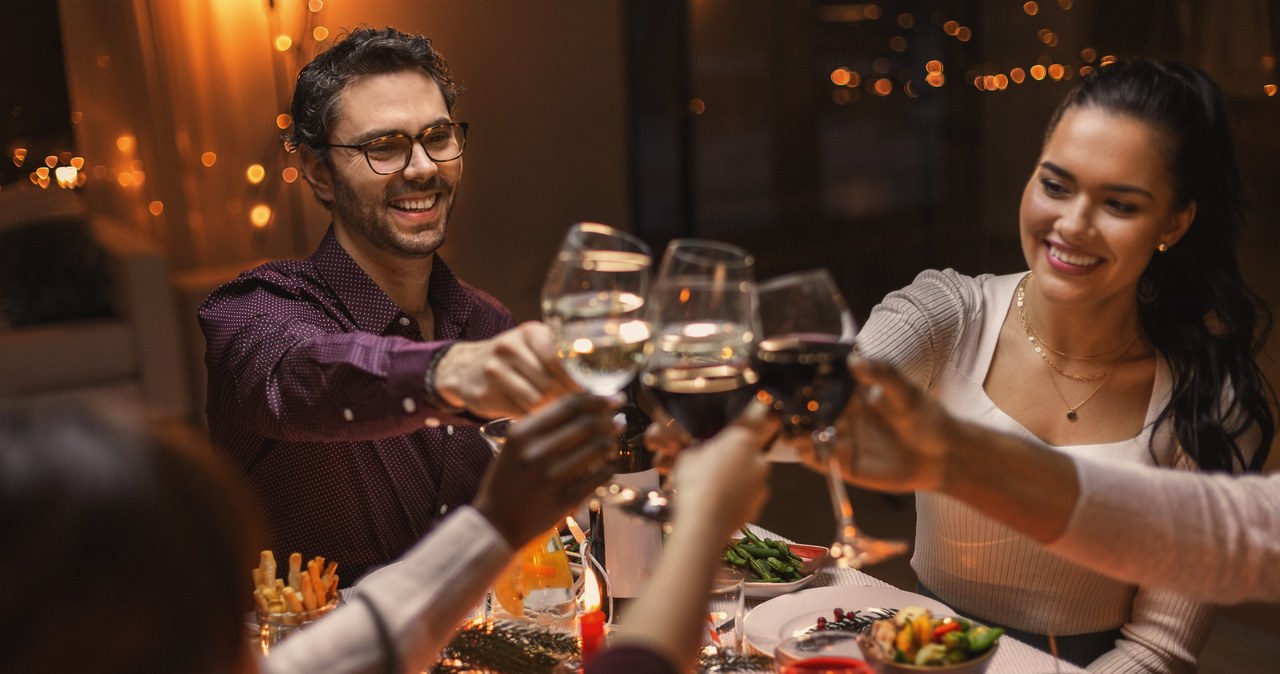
left=1047, top=457, right=1280, bottom=604
left=859, top=268, right=981, bottom=390
left=1085, top=587, right=1216, bottom=673
left=263, top=506, right=512, bottom=674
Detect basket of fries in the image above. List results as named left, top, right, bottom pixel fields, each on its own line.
left=252, top=550, right=342, bottom=651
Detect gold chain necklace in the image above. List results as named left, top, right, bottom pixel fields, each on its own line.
left=1042, top=336, right=1138, bottom=421
left=1016, top=274, right=1140, bottom=382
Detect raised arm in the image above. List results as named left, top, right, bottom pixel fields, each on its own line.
left=842, top=357, right=1280, bottom=604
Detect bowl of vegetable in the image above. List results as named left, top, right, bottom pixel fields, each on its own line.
left=725, top=528, right=827, bottom=599
left=855, top=607, right=1002, bottom=673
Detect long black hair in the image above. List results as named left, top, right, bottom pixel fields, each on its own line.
left=1044, top=59, right=1274, bottom=472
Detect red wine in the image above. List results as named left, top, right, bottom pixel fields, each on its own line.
left=642, top=364, right=758, bottom=439
left=779, top=657, right=873, bottom=674
left=753, top=334, right=855, bottom=434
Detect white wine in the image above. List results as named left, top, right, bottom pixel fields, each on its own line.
left=550, top=291, right=651, bottom=395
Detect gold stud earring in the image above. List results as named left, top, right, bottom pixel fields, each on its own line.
left=1157, top=242, right=1168, bottom=253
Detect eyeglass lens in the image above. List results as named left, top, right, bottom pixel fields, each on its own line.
left=365, top=125, right=465, bottom=174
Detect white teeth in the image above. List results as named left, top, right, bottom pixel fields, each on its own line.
left=391, top=195, right=438, bottom=211
left=1050, top=245, right=1101, bottom=266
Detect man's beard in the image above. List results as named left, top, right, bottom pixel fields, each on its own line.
left=330, top=173, right=456, bottom=259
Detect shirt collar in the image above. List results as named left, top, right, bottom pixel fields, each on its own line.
left=310, top=225, right=474, bottom=338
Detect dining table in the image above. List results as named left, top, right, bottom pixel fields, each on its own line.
left=739, top=524, right=1087, bottom=674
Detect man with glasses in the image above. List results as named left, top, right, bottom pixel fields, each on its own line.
left=199, top=27, right=578, bottom=585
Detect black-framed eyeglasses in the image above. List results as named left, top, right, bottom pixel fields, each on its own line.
left=327, top=122, right=469, bottom=175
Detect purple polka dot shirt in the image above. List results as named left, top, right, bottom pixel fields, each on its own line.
left=199, top=227, right=513, bottom=586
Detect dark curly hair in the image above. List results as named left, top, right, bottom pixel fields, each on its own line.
left=1044, top=59, right=1275, bottom=473
left=287, top=26, right=461, bottom=164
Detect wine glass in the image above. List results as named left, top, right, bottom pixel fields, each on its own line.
left=541, top=223, right=671, bottom=529
left=542, top=222, right=652, bottom=396
left=754, top=269, right=908, bottom=568
left=640, top=239, right=759, bottom=441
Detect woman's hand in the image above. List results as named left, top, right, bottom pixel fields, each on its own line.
left=668, top=402, right=779, bottom=538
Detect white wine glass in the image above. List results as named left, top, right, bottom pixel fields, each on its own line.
left=754, top=269, right=908, bottom=568
left=641, top=239, right=759, bottom=441
left=542, top=222, right=652, bottom=396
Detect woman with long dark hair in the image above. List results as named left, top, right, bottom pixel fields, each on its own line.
left=851, top=58, right=1274, bottom=671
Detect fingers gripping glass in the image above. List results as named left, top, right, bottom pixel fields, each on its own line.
left=327, top=122, right=468, bottom=174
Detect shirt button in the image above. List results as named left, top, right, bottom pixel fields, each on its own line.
left=342, top=408, right=354, bottom=421
left=439, top=504, right=449, bottom=515
left=403, top=397, right=417, bottom=414
left=398, top=317, right=412, bottom=327
left=446, top=425, right=455, bottom=435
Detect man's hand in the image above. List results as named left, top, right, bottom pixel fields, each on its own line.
left=433, top=322, right=581, bottom=418
left=472, top=394, right=619, bottom=549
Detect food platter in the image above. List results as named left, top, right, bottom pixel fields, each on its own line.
left=741, top=541, right=828, bottom=599
left=743, top=585, right=953, bottom=654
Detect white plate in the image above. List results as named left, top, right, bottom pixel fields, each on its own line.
left=743, top=585, right=953, bottom=654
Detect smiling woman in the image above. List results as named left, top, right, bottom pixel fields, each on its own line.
left=849, top=58, right=1276, bottom=672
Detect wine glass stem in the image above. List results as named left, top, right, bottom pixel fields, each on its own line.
left=816, top=428, right=858, bottom=541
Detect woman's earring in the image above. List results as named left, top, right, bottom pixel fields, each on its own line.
left=1156, top=242, right=1169, bottom=253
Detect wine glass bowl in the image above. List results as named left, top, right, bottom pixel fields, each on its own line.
left=641, top=239, right=759, bottom=440
left=754, top=269, right=907, bottom=569
left=542, top=222, right=653, bottom=396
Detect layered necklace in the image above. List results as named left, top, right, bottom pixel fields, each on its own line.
left=1016, top=273, right=1141, bottom=421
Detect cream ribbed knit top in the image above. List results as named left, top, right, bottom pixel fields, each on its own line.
left=859, top=269, right=1215, bottom=673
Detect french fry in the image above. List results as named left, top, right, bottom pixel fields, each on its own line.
left=282, top=586, right=305, bottom=613
left=259, top=550, right=277, bottom=588
left=253, top=587, right=271, bottom=613
left=327, top=575, right=339, bottom=601
left=300, top=571, right=318, bottom=611
left=320, top=560, right=338, bottom=593
left=308, top=556, right=325, bottom=593
left=288, top=552, right=303, bottom=591
left=252, top=567, right=265, bottom=590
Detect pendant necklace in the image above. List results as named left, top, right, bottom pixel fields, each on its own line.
left=1017, top=273, right=1141, bottom=421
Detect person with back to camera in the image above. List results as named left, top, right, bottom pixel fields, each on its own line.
left=199, top=26, right=580, bottom=588
left=846, top=58, right=1275, bottom=671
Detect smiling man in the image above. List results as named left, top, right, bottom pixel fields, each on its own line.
left=199, top=27, right=577, bottom=585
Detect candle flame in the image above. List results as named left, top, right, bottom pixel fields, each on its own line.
left=582, top=563, right=602, bottom=612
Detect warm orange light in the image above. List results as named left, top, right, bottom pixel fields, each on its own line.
left=308, top=0, right=324, bottom=11
left=581, top=559, right=602, bottom=612
left=1010, top=68, right=1026, bottom=84
left=897, top=13, right=914, bottom=29
left=35, top=167, right=49, bottom=179
left=275, top=35, right=293, bottom=52
left=1030, top=65, right=1048, bottom=80
left=903, top=81, right=918, bottom=97
left=1265, top=84, right=1278, bottom=97
left=55, top=166, right=79, bottom=189
left=943, top=20, right=959, bottom=36
left=70, top=111, right=83, bottom=125
left=12, top=148, right=26, bottom=167
left=688, top=98, right=706, bottom=115
left=926, top=72, right=945, bottom=87
left=996, top=74, right=1010, bottom=90
left=1058, top=0, right=1073, bottom=8
left=889, top=36, right=907, bottom=52
left=678, top=288, right=691, bottom=303
left=1100, top=55, right=1117, bottom=66
left=250, top=204, right=272, bottom=228
left=70, top=156, right=85, bottom=170
left=956, top=26, right=972, bottom=42
left=984, top=75, right=999, bottom=91
left=246, top=164, right=266, bottom=184
left=1048, top=64, right=1065, bottom=80
left=1079, top=65, right=1094, bottom=77
left=96, top=55, right=110, bottom=68
left=831, top=68, right=852, bottom=86
left=313, top=26, right=329, bottom=41
left=132, top=170, right=145, bottom=186
left=973, top=75, right=985, bottom=90
left=37, top=174, right=50, bottom=189
left=148, top=200, right=164, bottom=215
left=201, top=152, right=217, bottom=167
left=1023, top=2, right=1039, bottom=16
left=117, top=135, right=135, bottom=153
left=873, top=78, right=893, bottom=96
left=1081, top=48, right=1097, bottom=63
left=863, top=4, right=881, bottom=20
left=846, top=71, right=861, bottom=88
left=118, top=172, right=134, bottom=187
left=282, top=167, right=300, bottom=183
left=276, top=113, right=292, bottom=130
left=44, top=155, right=57, bottom=168
left=925, top=60, right=944, bottom=73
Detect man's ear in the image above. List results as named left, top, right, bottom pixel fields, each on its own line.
left=299, top=147, right=335, bottom=206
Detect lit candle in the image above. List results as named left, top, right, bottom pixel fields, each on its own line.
left=578, top=565, right=606, bottom=666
